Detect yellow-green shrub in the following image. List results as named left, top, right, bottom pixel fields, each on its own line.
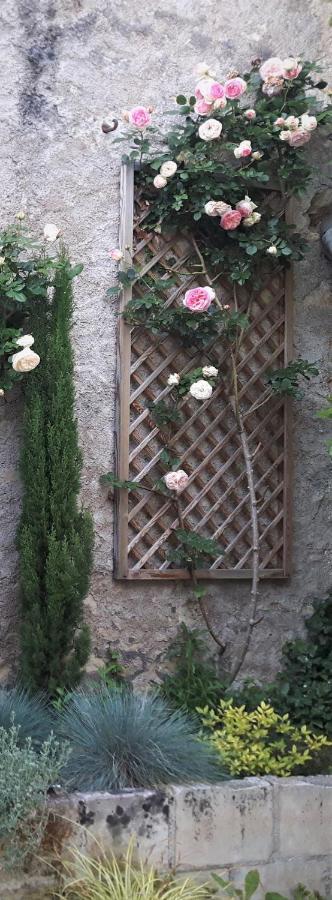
left=197, top=700, right=331, bottom=777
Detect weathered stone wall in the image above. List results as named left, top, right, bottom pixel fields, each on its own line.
left=0, top=0, right=331, bottom=686
left=3, top=778, right=332, bottom=898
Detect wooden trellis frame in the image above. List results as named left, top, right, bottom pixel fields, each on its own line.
left=114, top=163, right=293, bottom=580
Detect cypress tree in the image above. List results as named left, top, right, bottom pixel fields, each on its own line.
left=19, top=254, right=93, bottom=694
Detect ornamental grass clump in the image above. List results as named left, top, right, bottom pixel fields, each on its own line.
left=0, top=687, right=53, bottom=748
left=57, top=838, right=211, bottom=900
left=198, top=699, right=331, bottom=777
left=56, top=689, right=225, bottom=791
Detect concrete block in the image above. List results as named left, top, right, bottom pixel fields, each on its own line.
left=277, top=777, right=332, bottom=857
left=171, top=779, right=274, bottom=870
left=52, top=789, right=170, bottom=868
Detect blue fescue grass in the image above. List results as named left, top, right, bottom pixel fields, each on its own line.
left=56, top=689, right=226, bottom=791
left=0, top=687, right=53, bottom=748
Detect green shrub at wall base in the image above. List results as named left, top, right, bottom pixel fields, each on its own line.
left=18, top=255, right=93, bottom=695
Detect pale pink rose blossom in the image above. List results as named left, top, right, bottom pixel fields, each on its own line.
left=274, top=117, right=286, bottom=126
left=220, top=209, right=242, bottom=230
left=198, top=118, right=223, bottom=140
left=244, top=109, right=256, bottom=120
left=259, top=57, right=284, bottom=80
left=164, top=470, right=189, bottom=492
left=288, top=128, right=311, bottom=148
left=183, top=286, right=215, bottom=312
left=282, top=58, right=302, bottom=80
left=279, top=130, right=292, bottom=142
left=284, top=115, right=299, bottom=131
left=209, top=81, right=226, bottom=100
left=153, top=175, right=167, bottom=189
left=196, top=77, right=214, bottom=99
left=195, top=99, right=214, bottom=116
left=195, top=85, right=204, bottom=100
left=128, top=106, right=151, bottom=129
left=160, top=160, right=177, bottom=178
left=12, top=347, right=40, bottom=373
left=213, top=96, right=227, bottom=110
left=301, top=113, right=317, bottom=132
left=109, top=248, right=124, bottom=261
left=202, top=365, right=218, bottom=377
left=234, top=139, right=252, bottom=159
left=236, top=196, right=257, bottom=218
left=225, top=77, right=247, bottom=99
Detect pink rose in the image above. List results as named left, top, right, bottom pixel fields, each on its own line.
left=234, top=139, right=252, bottom=159
left=209, top=81, right=226, bottom=100
left=288, top=128, right=311, bottom=148
left=244, top=109, right=256, bottom=120
left=225, top=77, right=247, bottom=99
left=183, top=286, right=215, bottom=312
left=282, top=58, right=302, bottom=80
left=236, top=196, right=257, bottom=218
left=109, top=248, right=123, bottom=261
left=195, top=85, right=204, bottom=100
left=220, top=209, right=242, bottom=230
left=164, top=470, right=189, bottom=493
left=196, top=78, right=225, bottom=102
left=195, top=99, right=214, bottom=116
left=128, top=106, right=152, bottom=129
left=259, top=57, right=284, bottom=80
left=274, top=117, right=286, bottom=127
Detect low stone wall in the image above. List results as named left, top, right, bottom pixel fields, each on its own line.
left=3, top=777, right=332, bottom=898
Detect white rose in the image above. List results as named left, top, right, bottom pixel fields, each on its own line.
left=43, top=223, right=59, bottom=242
left=279, top=130, right=291, bottom=142
left=0, top=256, right=5, bottom=266
left=196, top=77, right=215, bottom=100
left=202, top=365, right=218, bottom=377
left=252, top=150, right=264, bottom=160
left=198, top=119, right=222, bottom=141
left=12, top=347, right=40, bottom=373
left=0, top=388, right=4, bottom=397
left=301, top=113, right=317, bottom=132
left=167, top=373, right=180, bottom=386
left=160, top=160, right=178, bottom=178
left=213, top=97, right=227, bottom=110
left=267, top=245, right=278, bottom=256
left=196, top=62, right=216, bottom=78
left=153, top=175, right=167, bottom=189
left=16, top=334, right=35, bottom=348
left=164, top=470, right=189, bottom=493
left=189, top=379, right=213, bottom=401
left=204, top=200, right=231, bottom=217
left=242, top=212, right=261, bottom=227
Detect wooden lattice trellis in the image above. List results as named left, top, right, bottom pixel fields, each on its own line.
left=114, top=164, right=293, bottom=580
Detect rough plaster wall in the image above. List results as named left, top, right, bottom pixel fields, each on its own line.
left=0, top=0, right=331, bottom=686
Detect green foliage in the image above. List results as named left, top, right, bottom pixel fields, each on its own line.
left=211, top=872, right=323, bottom=900
left=56, top=689, right=226, bottom=790
left=158, top=624, right=226, bottom=714
left=198, top=699, right=331, bottom=777
left=0, top=722, right=69, bottom=868
left=266, top=359, right=319, bottom=398
left=124, top=294, right=246, bottom=347
left=58, top=837, right=212, bottom=900
left=0, top=221, right=56, bottom=392
left=0, top=687, right=53, bottom=749
left=317, top=396, right=332, bottom=457
left=167, top=528, right=221, bottom=568
left=98, top=648, right=127, bottom=690
left=148, top=398, right=182, bottom=429
left=18, top=254, right=94, bottom=695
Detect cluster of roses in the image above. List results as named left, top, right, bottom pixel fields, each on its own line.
left=204, top=195, right=260, bottom=231
left=259, top=55, right=302, bottom=97
left=275, top=112, right=318, bottom=148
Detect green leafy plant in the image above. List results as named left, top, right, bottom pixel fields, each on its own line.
left=317, top=396, right=332, bottom=457
left=167, top=529, right=220, bottom=568
left=158, top=623, right=226, bottom=714
left=57, top=837, right=212, bottom=900
left=0, top=721, right=69, bottom=868
left=0, top=220, right=57, bottom=393
left=98, top=648, right=127, bottom=691
left=18, top=254, right=94, bottom=695
left=211, top=871, right=324, bottom=900
left=0, top=687, right=53, bottom=748
left=56, top=689, right=225, bottom=791
left=198, top=699, right=331, bottom=777
left=266, top=359, right=319, bottom=398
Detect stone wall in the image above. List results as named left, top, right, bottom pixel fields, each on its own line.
left=3, top=777, right=332, bottom=898
left=0, top=0, right=332, bottom=685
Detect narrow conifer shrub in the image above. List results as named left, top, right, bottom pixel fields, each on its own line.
left=0, top=687, right=53, bottom=748
left=18, top=255, right=94, bottom=694
left=56, top=689, right=226, bottom=790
